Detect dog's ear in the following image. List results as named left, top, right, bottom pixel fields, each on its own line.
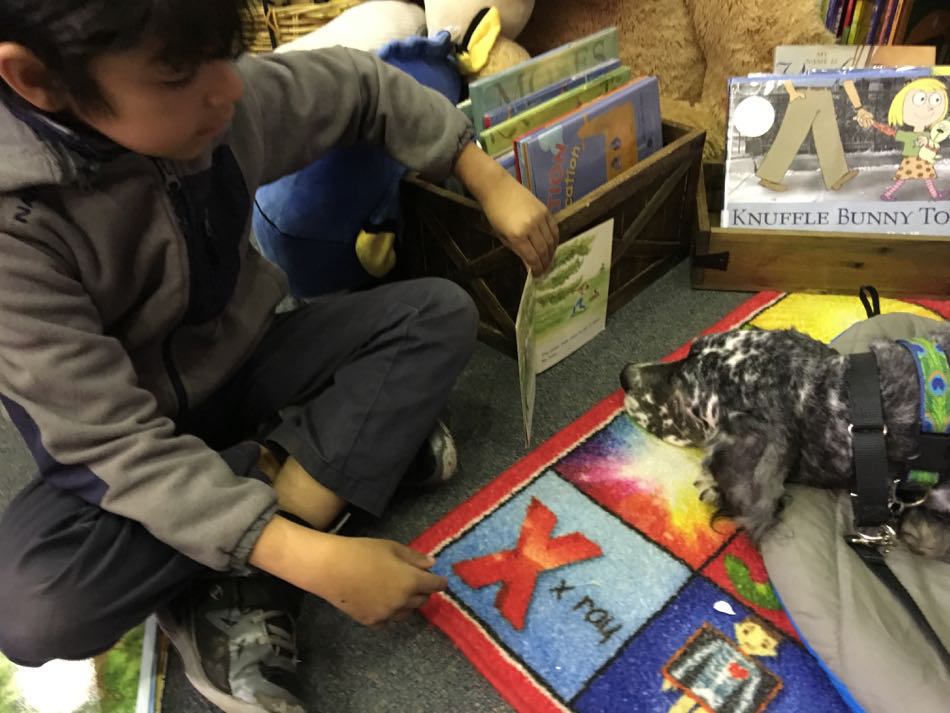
left=705, top=413, right=792, bottom=541
left=620, top=360, right=678, bottom=398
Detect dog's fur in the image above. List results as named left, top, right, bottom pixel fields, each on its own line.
left=620, top=328, right=950, bottom=561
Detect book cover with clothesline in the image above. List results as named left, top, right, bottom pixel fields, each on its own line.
left=723, top=67, right=950, bottom=234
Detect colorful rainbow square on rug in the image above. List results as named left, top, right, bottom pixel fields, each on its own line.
left=412, top=292, right=950, bottom=713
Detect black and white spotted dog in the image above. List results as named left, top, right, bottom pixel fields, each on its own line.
left=620, top=328, right=950, bottom=561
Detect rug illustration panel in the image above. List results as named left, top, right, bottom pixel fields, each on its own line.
left=433, top=470, right=692, bottom=701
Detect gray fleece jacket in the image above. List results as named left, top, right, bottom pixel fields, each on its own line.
left=0, top=48, right=473, bottom=571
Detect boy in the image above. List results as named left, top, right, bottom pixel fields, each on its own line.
left=0, top=2, right=558, bottom=711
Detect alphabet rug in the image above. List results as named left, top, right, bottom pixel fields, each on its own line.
left=412, top=291, right=950, bottom=713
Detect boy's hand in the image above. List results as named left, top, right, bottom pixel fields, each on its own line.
left=311, top=536, right=447, bottom=626
left=480, top=177, right=559, bottom=277
left=249, top=516, right=447, bottom=627
left=454, top=142, right=559, bottom=276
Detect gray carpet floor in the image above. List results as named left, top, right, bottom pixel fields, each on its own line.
left=0, top=260, right=751, bottom=712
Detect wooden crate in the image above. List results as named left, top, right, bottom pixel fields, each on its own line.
left=400, top=121, right=707, bottom=356
left=693, top=167, right=950, bottom=296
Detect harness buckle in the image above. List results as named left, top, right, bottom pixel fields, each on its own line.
left=887, top=478, right=931, bottom=516
left=845, top=523, right=899, bottom=552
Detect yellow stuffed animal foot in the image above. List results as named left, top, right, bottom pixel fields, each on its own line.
left=355, top=229, right=397, bottom=278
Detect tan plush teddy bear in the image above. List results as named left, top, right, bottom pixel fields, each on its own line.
left=517, top=0, right=832, bottom=159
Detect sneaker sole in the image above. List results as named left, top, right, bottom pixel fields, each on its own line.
left=156, top=610, right=304, bottom=713
left=416, top=426, right=458, bottom=488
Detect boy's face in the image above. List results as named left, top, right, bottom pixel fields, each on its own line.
left=76, top=43, right=245, bottom=161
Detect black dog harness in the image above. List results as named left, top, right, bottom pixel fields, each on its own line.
left=845, top=288, right=950, bottom=668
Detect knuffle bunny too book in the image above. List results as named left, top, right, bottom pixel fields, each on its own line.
left=722, top=67, right=950, bottom=235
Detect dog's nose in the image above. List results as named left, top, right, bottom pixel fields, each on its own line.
left=620, top=365, right=635, bottom=391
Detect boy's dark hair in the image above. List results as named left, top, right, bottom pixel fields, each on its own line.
left=0, top=0, right=247, bottom=113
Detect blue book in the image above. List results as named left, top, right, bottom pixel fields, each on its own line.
left=514, top=77, right=662, bottom=213
left=482, top=59, right=622, bottom=129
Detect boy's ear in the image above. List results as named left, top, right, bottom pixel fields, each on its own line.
left=0, top=43, right=69, bottom=112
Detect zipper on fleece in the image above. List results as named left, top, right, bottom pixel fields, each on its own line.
left=153, top=159, right=191, bottom=419
left=155, top=159, right=221, bottom=289
left=161, top=335, right=189, bottom=419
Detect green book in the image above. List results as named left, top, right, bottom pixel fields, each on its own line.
left=468, top=27, right=620, bottom=139
left=479, top=66, right=633, bottom=158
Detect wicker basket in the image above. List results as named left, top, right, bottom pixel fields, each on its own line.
left=241, top=1, right=367, bottom=53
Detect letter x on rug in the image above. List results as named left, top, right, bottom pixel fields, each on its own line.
left=412, top=291, right=950, bottom=713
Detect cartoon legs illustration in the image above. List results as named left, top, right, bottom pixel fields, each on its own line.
left=756, top=88, right=858, bottom=192
left=881, top=157, right=943, bottom=201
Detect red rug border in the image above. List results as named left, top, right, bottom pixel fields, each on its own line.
left=419, top=594, right=571, bottom=713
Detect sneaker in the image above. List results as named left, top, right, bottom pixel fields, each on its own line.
left=157, top=576, right=306, bottom=713
left=400, top=420, right=458, bottom=489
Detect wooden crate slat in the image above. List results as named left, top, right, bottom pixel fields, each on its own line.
left=693, top=164, right=950, bottom=297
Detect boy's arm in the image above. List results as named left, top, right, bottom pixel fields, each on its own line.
left=0, top=231, right=279, bottom=571
left=453, top=142, right=558, bottom=276
left=235, top=47, right=558, bottom=276
left=235, top=47, right=473, bottom=188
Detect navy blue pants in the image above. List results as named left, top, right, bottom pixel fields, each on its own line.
left=0, top=278, right=477, bottom=665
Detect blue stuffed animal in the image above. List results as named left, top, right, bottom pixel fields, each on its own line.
left=253, top=31, right=462, bottom=297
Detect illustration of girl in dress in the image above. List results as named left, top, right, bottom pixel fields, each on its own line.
left=870, top=77, right=950, bottom=201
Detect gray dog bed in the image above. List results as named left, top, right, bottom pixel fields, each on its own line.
left=760, top=313, right=950, bottom=713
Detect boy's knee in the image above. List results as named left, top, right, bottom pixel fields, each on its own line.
left=0, top=568, right=93, bottom=666
left=421, top=278, right=478, bottom=342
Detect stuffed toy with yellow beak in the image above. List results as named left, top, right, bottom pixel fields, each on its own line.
left=424, top=1, right=535, bottom=80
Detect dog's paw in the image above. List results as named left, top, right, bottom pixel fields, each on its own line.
left=693, top=471, right=721, bottom=506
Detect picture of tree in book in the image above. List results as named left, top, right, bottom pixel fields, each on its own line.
left=865, top=78, right=950, bottom=201
left=531, top=222, right=612, bottom=373
left=755, top=79, right=873, bottom=192
left=660, top=618, right=783, bottom=713
left=536, top=237, right=595, bottom=325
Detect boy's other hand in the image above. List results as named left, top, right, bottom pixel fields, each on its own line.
left=314, top=536, right=447, bottom=627
left=454, top=142, right=559, bottom=277
left=249, top=516, right=446, bottom=627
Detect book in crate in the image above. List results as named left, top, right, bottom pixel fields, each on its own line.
left=480, top=65, right=633, bottom=158
left=468, top=27, right=621, bottom=142
left=514, top=77, right=663, bottom=213
left=482, top=59, right=622, bottom=130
